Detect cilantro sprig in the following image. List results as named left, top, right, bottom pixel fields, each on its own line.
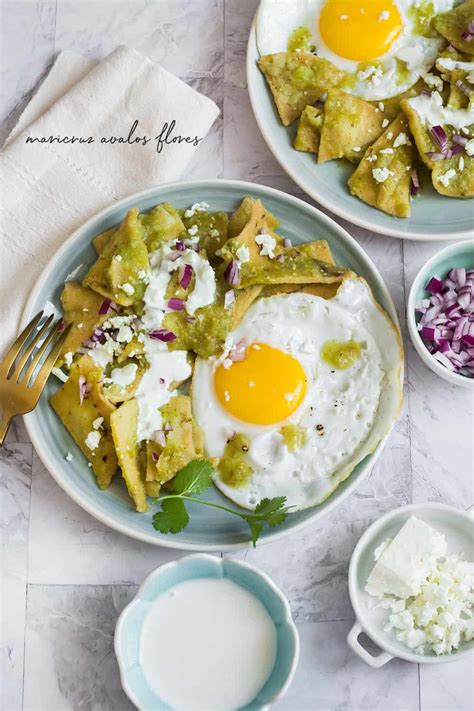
left=152, top=459, right=292, bottom=546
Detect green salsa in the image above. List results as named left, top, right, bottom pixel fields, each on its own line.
left=320, top=339, right=365, bottom=370
left=287, top=26, right=314, bottom=53
left=280, top=424, right=308, bottom=451
left=218, top=433, right=253, bottom=488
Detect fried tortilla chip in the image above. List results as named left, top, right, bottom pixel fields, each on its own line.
left=153, top=396, right=198, bottom=485
left=436, top=52, right=474, bottom=109
left=50, top=355, right=117, bottom=489
left=232, top=285, right=264, bottom=325
left=433, top=0, right=474, bottom=55
left=228, top=197, right=279, bottom=238
left=319, top=90, right=388, bottom=164
left=59, top=282, right=109, bottom=365
left=238, top=251, right=348, bottom=288
left=93, top=227, right=116, bottom=254
left=180, top=209, right=228, bottom=258
left=110, top=398, right=148, bottom=512
left=294, top=105, right=323, bottom=153
left=221, top=199, right=284, bottom=264
left=141, top=203, right=185, bottom=251
left=348, top=114, right=415, bottom=218
left=258, top=52, right=345, bottom=125
left=401, top=94, right=474, bottom=196
left=83, top=209, right=149, bottom=307
left=375, top=78, right=430, bottom=120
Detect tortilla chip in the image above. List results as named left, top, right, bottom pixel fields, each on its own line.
left=228, top=197, right=279, bottom=238
left=221, top=198, right=284, bottom=265
left=110, top=398, right=148, bottom=512
left=433, top=0, right=474, bottom=55
left=258, top=52, right=345, bottom=126
left=141, top=203, right=185, bottom=251
left=50, top=355, right=117, bottom=489
left=319, top=90, right=388, bottom=164
left=180, top=210, right=228, bottom=258
left=238, top=251, right=348, bottom=288
left=232, top=285, right=264, bottom=325
left=59, top=282, right=109, bottom=365
left=153, top=396, right=197, bottom=485
left=294, top=105, right=323, bottom=153
left=93, top=227, right=116, bottom=254
left=83, top=208, right=149, bottom=307
left=348, top=114, right=415, bottom=218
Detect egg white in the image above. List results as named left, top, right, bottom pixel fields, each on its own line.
left=192, top=278, right=403, bottom=511
left=256, top=0, right=455, bottom=100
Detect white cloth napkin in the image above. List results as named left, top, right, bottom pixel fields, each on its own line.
left=0, top=46, right=220, bottom=353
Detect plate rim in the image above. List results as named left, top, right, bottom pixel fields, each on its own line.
left=246, top=15, right=473, bottom=242
left=22, top=178, right=401, bottom=551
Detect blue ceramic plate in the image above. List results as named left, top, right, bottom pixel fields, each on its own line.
left=23, top=179, right=400, bottom=550
left=115, top=554, right=299, bottom=709
left=246, top=16, right=473, bottom=241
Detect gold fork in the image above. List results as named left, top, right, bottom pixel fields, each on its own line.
left=0, top=312, right=71, bottom=445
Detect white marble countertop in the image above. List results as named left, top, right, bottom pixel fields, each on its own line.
left=1, top=2, right=473, bottom=710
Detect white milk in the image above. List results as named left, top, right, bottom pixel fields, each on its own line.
left=140, top=577, right=277, bottom=710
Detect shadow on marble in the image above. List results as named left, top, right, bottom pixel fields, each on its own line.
left=1, top=442, right=33, bottom=711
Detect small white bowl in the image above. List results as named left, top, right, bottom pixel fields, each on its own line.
left=407, top=242, right=474, bottom=389
left=347, top=503, right=474, bottom=667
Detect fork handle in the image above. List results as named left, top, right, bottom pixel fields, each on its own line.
left=0, top=411, right=12, bottom=446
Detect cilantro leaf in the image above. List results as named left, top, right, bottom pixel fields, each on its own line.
left=252, top=497, right=287, bottom=518
left=170, top=459, right=214, bottom=496
left=152, top=498, right=189, bottom=534
left=246, top=520, right=264, bottom=548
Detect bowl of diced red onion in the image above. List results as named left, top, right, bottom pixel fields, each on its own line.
left=407, top=242, right=474, bottom=388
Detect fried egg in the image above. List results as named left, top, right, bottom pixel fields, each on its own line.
left=256, top=0, right=455, bottom=100
left=192, top=278, right=403, bottom=511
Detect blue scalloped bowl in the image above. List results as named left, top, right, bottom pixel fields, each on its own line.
left=114, top=554, right=299, bottom=710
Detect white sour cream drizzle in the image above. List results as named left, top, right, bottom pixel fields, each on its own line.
left=136, top=239, right=215, bottom=441
left=407, top=91, right=474, bottom=130
left=140, top=578, right=277, bottom=711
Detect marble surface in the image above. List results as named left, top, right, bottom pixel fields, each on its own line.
left=0, top=1, right=473, bottom=710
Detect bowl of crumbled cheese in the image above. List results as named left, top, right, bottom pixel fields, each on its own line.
left=347, top=503, right=474, bottom=666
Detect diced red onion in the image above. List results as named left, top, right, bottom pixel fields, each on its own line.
left=168, top=297, right=184, bottom=311
left=159, top=377, right=165, bottom=385
left=425, top=151, right=446, bottom=162
left=410, top=168, right=420, bottom=196
left=98, top=298, right=118, bottom=315
left=421, top=89, right=431, bottom=97
left=151, top=451, right=159, bottom=462
left=283, top=238, right=292, bottom=248
left=149, top=329, right=177, bottom=342
left=91, top=327, right=104, bottom=342
left=229, top=339, right=247, bottom=362
left=57, top=319, right=66, bottom=333
left=81, top=337, right=97, bottom=350
left=78, top=375, right=91, bottom=405
left=175, top=241, right=186, bottom=251
left=224, top=259, right=241, bottom=286
left=276, top=254, right=285, bottom=262
left=460, top=31, right=472, bottom=41
left=456, top=79, right=473, bottom=97
left=154, top=431, right=167, bottom=447
left=429, top=125, right=448, bottom=151
left=452, top=134, right=468, bottom=147
left=417, top=265, right=474, bottom=378
left=185, top=316, right=196, bottom=323
left=179, top=263, right=193, bottom=289
left=224, top=289, right=236, bottom=309
left=449, top=143, right=464, bottom=157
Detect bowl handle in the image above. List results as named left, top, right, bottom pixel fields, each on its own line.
left=347, top=621, right=393, bottom=668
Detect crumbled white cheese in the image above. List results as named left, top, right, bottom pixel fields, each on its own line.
left=222, top=358, right=233, bottom=370
left=210, top=228, right=220, bottom=238
left=352, top=146, right=361, bottom=153
left=365, top=516, right=474, bottom=657
left=105, top=315, right=135, bottom=344
left=393, top=132, right=411, bottom=147
left=120, top=283, right=135, bottom=296
left=459, top=156, right=465, bottom=171
left=52, top=367, right=69, bottom=383
left=114, top=254, right=123, bottom=262
left=224, top=390, right=230, bottom=402
left=378, top=102, right=385, bottom=112
left=423, top=73, right=443, bottom=92
left=382, top=118, right=390, bottom=128
left=92, top=417, right=104, bottom=430
left=372, top=167, right=392, bottom=183
left=366, top=154, right=377, bottom=162
left=380, top=147, right=394, bottom=155
left=187, top=224, right=199, bottom=236
left=137, top=269, right=149, bottom=283
left=184, top=201, right=209, bottom=218
left=77, top=322, right=83, bottom=329
left=85, top=430, right=101, bottom=451
left=466, top=139, right=474, bottom=156
left=378, top=10, right=390, bottom=21
left=438, top=168, right=456, bottom=187
left=65, top=452, right=73, bottom=462
left=236, top=245, right=250, bottom=263
left=386, top=132, right=393, bottom=140
left=255, top=232, right=277, bottom=259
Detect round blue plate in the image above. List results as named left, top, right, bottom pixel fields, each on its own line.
left=246, top=16, right=473, bottom=241
left=23, top=179, right=401, bottom=550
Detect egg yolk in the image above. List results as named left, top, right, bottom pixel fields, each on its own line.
left=319, top=1, right=403, bottom=62
left=214, top=342, right=307, bottom=425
